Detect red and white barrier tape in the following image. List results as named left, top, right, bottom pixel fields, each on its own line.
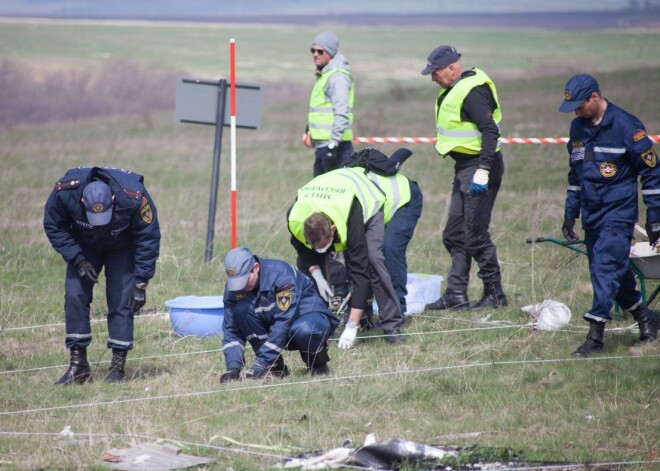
left=354, top=135, right=660, bottom=144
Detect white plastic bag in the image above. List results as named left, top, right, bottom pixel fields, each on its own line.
left=521, top=299, right=571, bottom=331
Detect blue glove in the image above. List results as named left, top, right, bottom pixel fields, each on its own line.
left=469, top=169, right=489, bottom=195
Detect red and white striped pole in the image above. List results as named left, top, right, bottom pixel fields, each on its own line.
left=229, top=38, right=237, bottom=249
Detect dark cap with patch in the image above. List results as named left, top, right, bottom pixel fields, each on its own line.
left=421, top=45, right=461, bottom=75
left=82, top=180, right=113, bottom=226
left=558, top=74, right=600, bottom=113
left=224, top=247, right=256, bottom=292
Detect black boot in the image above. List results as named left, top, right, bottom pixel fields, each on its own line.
left=425, top=290, right=469, bottom=311
left=268, top=355, right=290, bottom=379
left=54, top=346, right=92, bottom=385
left=300, top=348, right=330, bottom=376
left=629, top=305, right=659, bottom=342
left=470, top=282, right=508, bottom=311
left=104, top=349, right=127, bottom=383
left=573, top=321, right=605, bottom=357
left=382, top=328, right=405, bottom=345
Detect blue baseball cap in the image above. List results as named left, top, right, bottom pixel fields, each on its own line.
left=558, top=74, right=600, bottom=113
left=421, top=45, right=461, bottom=75
left=82, top=180, right=113, bottom=226
left=224, top=247, right=256, bottom=291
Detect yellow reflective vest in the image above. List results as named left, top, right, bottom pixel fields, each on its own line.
left=434, top=68, right=502, bottom=157
left=288, top=168, right=384, bottom=252
left=366, top=172, right=411, bottom=224
left=308, top=69, right=354, bottom=142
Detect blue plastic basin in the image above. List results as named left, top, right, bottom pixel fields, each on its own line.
left=165, top=295, right=224, bottom=337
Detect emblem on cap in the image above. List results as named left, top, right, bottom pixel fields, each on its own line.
left=92, top=203, right=105, bottom=213
left=564, top=89, right=572, bottom=100
left=226, top=268, right=236, bottom=276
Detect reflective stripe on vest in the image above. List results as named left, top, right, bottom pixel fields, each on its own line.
left=367, top=172, right=411, bottom=224
left=308, top=69, right=354, bottom=141
left=434, top=68, right=502, bottom=156
left=288, top=168, right=384, bottom=252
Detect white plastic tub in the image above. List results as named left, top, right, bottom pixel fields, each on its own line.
left=630, top=241, right=660, bottom=279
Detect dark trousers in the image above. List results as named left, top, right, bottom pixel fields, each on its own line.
left=313, top=141, right=354, bottom=176
left=64, top=246, right=136, bottom=350
left=584, top=223, right=641, bottom=322
left=443, top=156, right=504, bottom=293
left=384, top=181, right=423, bottom=313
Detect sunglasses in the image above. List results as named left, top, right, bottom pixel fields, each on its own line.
left=310, top=48, right=325, bottom=55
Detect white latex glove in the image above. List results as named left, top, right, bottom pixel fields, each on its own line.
left=470, top=168, right=489, bottom=195
left=337, top=323, right=358, bottom=350
left=311, top=269, right=333, bottom=302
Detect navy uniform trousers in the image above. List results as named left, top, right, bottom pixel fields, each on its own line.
left=383, top=181, right=423, bottom=313
left=584, top=223, right=641, bottom=322
left=64, top=246, right=136, bottom=351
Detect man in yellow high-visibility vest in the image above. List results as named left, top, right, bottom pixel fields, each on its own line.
left=421, top=45, right=508, bottom=312
left=303, top=31, right=355, bottom=177
left=288, top=168, right=406, bottom=349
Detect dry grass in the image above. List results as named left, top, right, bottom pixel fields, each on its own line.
left=1, top=22, right=659, bottom=470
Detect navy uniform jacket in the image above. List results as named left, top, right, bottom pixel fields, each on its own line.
left=222, top=257, right=338, bottom=371
left=43, top=167, right=160, bottom=283
left=564, top=101, right=660, bottom=230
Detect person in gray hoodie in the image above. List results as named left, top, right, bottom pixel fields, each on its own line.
left=304, top=31, right=355, bottom=176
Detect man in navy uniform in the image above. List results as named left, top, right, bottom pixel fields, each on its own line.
left=44, top=166, right=160, bottom=384
left=219, top=247, right=339, bottom=382
left=558, top=74, right=659, bottom=356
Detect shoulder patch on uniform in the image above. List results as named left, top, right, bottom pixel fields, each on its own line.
left=572, top=141, right=584, bottom=148
left=140, top=201, right=153, bottom=224
left=641, top=148, right=657, bottom=168
left=234, top=293, right=246, bottom=301
left=276, top=289, right=292, bottom=311
left=55, top=179, right=80, bottom=191
left=276, top=284, right=292, bottom=293
left=633, top=129, right=647, bottom=142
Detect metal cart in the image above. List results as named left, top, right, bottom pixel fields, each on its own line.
left=526, top=237, right=660, bottom=317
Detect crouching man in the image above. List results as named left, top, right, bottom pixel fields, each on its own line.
left=219, top=247, right=339, bottom=382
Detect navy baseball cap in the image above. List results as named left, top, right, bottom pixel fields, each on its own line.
left=558, top=74, right=600, bottom=113
left=224, top=247, right=256, bottom=291
left=82, top=180, right=113, bottom=226
left=421, top=45, right=461, bottom=75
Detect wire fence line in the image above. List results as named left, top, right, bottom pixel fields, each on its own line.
left=0, top=321, right=642, bottom=376
left=1, top=353, right=658, bottom=417
left=0, top=322, right=581, bottom=376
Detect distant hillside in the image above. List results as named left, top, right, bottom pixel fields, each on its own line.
left=0, top=0, right=655, bottom=19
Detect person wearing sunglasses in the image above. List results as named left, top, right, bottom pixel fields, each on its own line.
left=44, top=166, right=160, bottom=385
left=304, top=31, right=355, bottom=177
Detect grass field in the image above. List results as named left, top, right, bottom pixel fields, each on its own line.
left=1, top=20, right=659, bottom=470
